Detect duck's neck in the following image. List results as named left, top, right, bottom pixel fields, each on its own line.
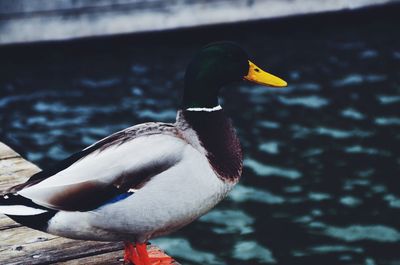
left=181, top=80, right=221, bottom=109
left=178, top=108, right=243, bottom=182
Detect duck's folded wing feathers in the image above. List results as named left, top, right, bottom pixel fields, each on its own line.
left=13, top=124, right=186, bottom=211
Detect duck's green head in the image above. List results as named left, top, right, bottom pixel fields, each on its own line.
left=182, top=41, right=287, bottom=109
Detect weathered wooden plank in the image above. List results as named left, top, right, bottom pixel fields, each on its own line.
left=0, top=215, right=21, bottom=230
left=0, top=143, right=40, bottom=192
left=54, top=245, right=175, bottom=265
left=53, top=250, right=124, bottom=265
left=0, top=143, right=20, bottom=159
left=0, top=229, right=123, bottom=265
left=0, top=143, right=36, bottom=232
left=0, top=141, right=180, bottom=264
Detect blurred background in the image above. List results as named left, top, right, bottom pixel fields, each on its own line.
left=1, top=1, right=400, bottom=265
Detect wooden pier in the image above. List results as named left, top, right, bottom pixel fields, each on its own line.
left=0, top=0, right=397, bottom=45
left=0, top=142, right=179, bottom=265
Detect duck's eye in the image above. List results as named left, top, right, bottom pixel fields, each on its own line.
left=255, top=68, right=260, bottom=73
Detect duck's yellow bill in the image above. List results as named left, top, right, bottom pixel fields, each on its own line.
left=244, top=60, right=287, bottom=87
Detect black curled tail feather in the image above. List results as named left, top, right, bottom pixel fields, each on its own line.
left=1, top=193, right=48, bottom=209
left=1, top=193, right=57, bottom=231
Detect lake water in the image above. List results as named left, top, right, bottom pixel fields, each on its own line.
left=1, top=5, right=399, bottom=265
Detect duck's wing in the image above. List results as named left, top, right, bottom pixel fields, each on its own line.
left=7, top=122, right=187, bottom=211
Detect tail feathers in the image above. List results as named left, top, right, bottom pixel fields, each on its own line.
left=1, top=193, right=57, bottom=231
left=0, top=193, right=49, bottom=216
left=0, top=205, right=47, bottom=216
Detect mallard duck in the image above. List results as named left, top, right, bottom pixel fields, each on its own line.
left=0, top=42, right=287, bottom=265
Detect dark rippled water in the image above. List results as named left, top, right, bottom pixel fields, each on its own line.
left=1, top=6, right=400, bottom=265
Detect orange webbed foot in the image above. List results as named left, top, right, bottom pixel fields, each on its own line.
left=124, top=242, right=175, bottom=265
left=124, top=242, right=142, bottom=265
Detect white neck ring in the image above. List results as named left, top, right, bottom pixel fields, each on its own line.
left=185, top=105, right=222, bottom=112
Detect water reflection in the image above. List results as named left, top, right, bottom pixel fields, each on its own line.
left=244, top=158, right=302, bottom=179
left=278, top=95, right=329, bottom=108
left=154, top=238, right=225, bottom=265
left=200, top=209, right=254, bottom=234
left=323, top=225, right=400, bottom=243
left=233, top=241, right=277, bottom=264
left=228, top=184, right=284, bottom=204
left=340, top=108, right=365, bottom=120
